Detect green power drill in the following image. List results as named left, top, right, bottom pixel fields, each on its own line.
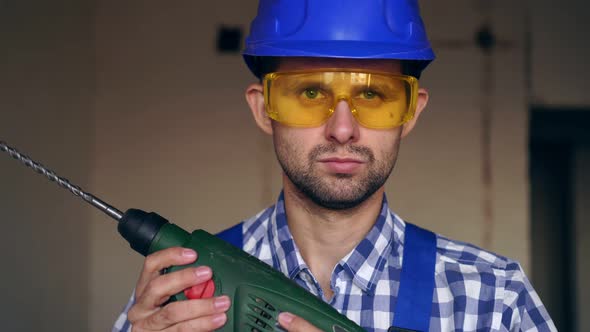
left=0, top=141, right=365, bottom=332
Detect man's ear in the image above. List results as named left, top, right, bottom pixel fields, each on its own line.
left=245, top=83, right=273, bottom=135
left=401, top=87, right=429, bottom=138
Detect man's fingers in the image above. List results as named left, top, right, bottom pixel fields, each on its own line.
left=137, top=296, right=231, bottom=331
left=136, top=247, right=198, bottom=297
left=137, top=266, right=212, bottom=310
left=278, top=312, right=323, bottom=332
left=132, top=313, right=227, bottom=332
left=169, top=313, right=227, bottom=332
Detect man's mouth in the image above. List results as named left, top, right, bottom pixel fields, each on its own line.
left=318, top=157, right=365, bottom=174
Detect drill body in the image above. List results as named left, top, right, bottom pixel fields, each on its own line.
left=120, top=209, right=364, bottom=332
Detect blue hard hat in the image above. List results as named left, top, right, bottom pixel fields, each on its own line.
left=243, top=0, right=435, bottom=77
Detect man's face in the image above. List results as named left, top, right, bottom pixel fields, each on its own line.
left=267, top=58, right=408, bottom=210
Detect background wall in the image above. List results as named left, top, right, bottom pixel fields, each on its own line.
left=530, top=0, right=590, bottom=106
left=0, top=1, right=94, bottom=331
left=0, top=0, right=587, bottom=331
left=91, top=1, right=262, bottom=329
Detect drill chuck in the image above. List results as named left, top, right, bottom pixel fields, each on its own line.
left=118, top=209, right=170, bottom=256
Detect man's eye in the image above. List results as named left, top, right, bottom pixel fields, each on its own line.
left=303, top=88, right=322, bottom=99
left=362, top=90, right=378, bottom=99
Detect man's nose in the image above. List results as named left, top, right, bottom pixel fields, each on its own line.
left=325, top=99, right=360, bottom=144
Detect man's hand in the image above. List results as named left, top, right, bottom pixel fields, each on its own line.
left=278, top=312, right=323, bottom=332
left=127, top=247, right=231, bottom=331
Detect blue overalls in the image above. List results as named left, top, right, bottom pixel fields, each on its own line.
left=217, top=222, right=436, bottom=332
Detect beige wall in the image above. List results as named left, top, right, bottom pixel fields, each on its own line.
left=1, top=0, right=587, bottom=331
left=531, top=0, right=590, bottom=106
left=91, top=1, right=262, bottom=330
left=0, top=1, right=94, bottom=331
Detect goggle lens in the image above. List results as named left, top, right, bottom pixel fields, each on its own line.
left=263, top=71, right=418, bottom=129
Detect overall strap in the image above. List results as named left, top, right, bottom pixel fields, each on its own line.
left=215, top=222, right=244, bottom=249
left=391, top=222, right=437, bottom=332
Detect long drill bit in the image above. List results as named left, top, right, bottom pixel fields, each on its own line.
left=0, top=140, right=123, bottom=221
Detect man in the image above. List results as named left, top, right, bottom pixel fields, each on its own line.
left=113, top=1, right=555, bottom=331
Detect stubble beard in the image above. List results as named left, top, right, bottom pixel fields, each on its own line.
left=275, top=142, right=397, bottom=210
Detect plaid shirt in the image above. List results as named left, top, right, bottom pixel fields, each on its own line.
left=113, top=194, right=555, bottom=332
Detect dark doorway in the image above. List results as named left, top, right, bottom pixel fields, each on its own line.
left=530, top=109, right=590, bottom=332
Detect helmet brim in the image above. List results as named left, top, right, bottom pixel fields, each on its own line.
left=243, top=40, right=434, bottom=78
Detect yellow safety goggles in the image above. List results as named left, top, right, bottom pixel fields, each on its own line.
left=263, top=69, right=418, bottom=129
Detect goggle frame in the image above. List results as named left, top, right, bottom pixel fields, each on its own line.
left=262, top=69, right=419, bottom=129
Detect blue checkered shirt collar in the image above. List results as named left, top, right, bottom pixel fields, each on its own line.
left=267, top=192, right=402, bottom=296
